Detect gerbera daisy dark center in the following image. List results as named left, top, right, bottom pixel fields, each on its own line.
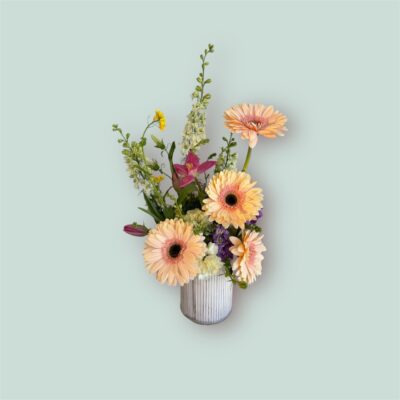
left=225, top=193, right=238, bottom=206
left=169, top=243, right=182, bottom=258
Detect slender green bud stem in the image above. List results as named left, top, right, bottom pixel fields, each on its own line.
left=141, top=120, right=157, bottom=140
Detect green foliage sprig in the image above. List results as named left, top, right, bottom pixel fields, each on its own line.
left=215, top=133, right=238, bottom=173
left=192, top=43, right=214, bottom=104
left=113, top=121, right=170, bottom=221
left=181, top=44, right=215, bottom=155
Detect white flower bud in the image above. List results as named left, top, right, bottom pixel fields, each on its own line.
left=206, top=242, right=218, bottom=256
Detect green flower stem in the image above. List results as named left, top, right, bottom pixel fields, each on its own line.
left=223, top=133, right=234, bottom=170
left=199, top=45, right=214, bottom=101
left=141, top=120, right=157, bottom=140
left=195, top=178, right=205, bottom=202
left=242, top=146, right=253, bottom=172
left=141, top=120, right=166, bottom=207
left=175, top=204, right=183, bottom=218
left=163, top=186, right=173, bottom=201
left=158, top=168, right=172, bottom=180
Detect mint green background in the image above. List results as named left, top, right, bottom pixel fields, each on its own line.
left=1, top=1, right=399, bottom=399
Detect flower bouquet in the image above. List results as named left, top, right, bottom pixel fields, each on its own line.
left=113, top=44, right=287, bottom=324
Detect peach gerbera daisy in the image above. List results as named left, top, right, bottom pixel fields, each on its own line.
left=224, top=104, right=287, bottom=148
left=203, top=170, right=263, bottom=229
left=230, top=230, right=266, bottom=284
left=143, top=219, right=206, bottom=286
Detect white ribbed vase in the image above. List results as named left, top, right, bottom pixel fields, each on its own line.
left=180, top=275, right=233, bottom=325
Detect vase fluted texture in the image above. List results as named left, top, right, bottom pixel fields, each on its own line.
left=180, top=275, right=233, bottom=324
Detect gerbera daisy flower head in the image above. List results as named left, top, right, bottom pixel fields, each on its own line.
left=143, top=219, right=206, bottom=286
left=224, top=104, right=287, bottom=148
left=203, top=170, right=263, bottom=229
left=230, top=230, right=266, bottom=284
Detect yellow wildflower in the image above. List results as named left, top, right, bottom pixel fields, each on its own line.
left=151, top=175, right=165, bottom=184
left=153, top=109, right=166, bottom=131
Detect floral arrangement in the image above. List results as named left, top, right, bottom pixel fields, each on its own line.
left=113, top=44, right=287, bottom=289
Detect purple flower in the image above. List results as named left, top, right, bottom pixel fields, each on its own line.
left=247, top=208, right=263, bottom=225
left=123, top=223, right=149, bottom=237
left=212, top=225, right=233, bottom=261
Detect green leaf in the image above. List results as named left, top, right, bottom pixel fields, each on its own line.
left=168, top=141, right=176, bottom=162
left=143, top=193, right=164, bottom=222
left=177, top=182, right=196, bottom=205
left=197, top=138, right=209, bottom=146
left=167, top=141, right=177, bottom=178
left=138, top=207, right=159, bottom=222
left=163, top=206, right=175, bottom=219
left=238, top=281, right=248, bottom=289
left=149, top=160, right=160, bottom=171
left=151, top=134, right=166, bottom=150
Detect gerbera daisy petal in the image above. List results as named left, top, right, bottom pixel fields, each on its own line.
left=247, top=131, right=258, bottom=148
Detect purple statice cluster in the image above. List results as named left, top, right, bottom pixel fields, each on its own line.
left=247, top=208, right=263, bottom=225
left=212, top=225, right=233, bottom=261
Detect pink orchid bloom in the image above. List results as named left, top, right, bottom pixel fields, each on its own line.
left=174, top=151, right=216, bottom=188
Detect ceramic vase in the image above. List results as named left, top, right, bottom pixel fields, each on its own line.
left=180, top=274, right=233, bottom=325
